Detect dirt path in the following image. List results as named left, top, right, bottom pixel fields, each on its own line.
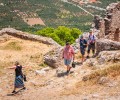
left=0, top=61, right=92, bottom=100
left=1, top=61, right=120, bottom=100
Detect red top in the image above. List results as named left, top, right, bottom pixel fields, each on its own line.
left=63, top=46, right=74, bottom=60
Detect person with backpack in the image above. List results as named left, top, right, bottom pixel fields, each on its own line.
left=79, top=35, right=87, bottom=63
left=8, top=61, right=26, bottom=93
left=87, top=30, right=96, bottom=58
left=62, top=42, right=75, bottom=74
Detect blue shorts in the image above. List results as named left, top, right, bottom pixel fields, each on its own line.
left=64, top=59, right=72, bottom=66
left=80, top=47, right=85, bottom=55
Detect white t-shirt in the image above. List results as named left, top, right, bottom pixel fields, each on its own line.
left=88, top=34, right=96, bottom=44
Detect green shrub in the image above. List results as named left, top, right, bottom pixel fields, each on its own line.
left=35, top=26, right=82, bottom=45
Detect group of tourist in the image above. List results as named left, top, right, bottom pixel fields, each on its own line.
left=62, top=30, right=96, bottom=74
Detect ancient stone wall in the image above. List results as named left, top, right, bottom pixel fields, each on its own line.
left=104, top=3, right=120, bottom=42
left=94, top=2, right=120, bottom=42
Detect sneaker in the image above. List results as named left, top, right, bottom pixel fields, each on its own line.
left=86, top=56, right=90, bottom=59
left=92, top=55, right=95, bottom=58
left=12, top=90, right=16, bottom=93
left=65, top=70, right=69, bottom=75
left=23, top=87, right=26, bottom=90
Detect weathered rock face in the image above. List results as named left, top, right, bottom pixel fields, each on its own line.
left=83, top=50, right=120, bottom=71
left=98, top=19, right=105, bottom=39
left=96, top=39, right=120, bottom=54
left=93, top=15, right=102, bottom=30
left=0, top=28, right=60, bottom=46
left=44, top=47, right=63, bottom=68
left=94, top=3, right=120, bottom=42
left=104, top=3, right=120, bottom=41
left=98, top=50, right=120, bottom=64
left=93, top=3, right=120, bottom=56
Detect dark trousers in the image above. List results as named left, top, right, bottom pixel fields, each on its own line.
left=87, top=43, right=95, bottom=54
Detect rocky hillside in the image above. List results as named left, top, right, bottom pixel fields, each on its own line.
left=0, top=2, right=120, bottom=99
left=0, top=28, right=120, bottom=100
left=0, top=0, right=119, bottom=31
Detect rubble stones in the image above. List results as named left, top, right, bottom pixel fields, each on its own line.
left=98, top=50, right=120, bottom=63
left=98, top=77, right=109, bottom=84
left=35, top=67, right=50, bottom=75
left=35, top=70, right=46, bottom=76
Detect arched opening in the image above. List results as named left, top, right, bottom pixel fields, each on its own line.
left=114, top=28, right=119, bottom=41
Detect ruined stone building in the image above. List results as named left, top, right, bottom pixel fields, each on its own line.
left=105, top=2, right=120, bottom=42
left=94, top=2, right=120, bottom=42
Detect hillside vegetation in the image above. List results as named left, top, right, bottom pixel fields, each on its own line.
left=35, top=26, right=82, bottom=45
left=0, top=0, right=119, bottom=32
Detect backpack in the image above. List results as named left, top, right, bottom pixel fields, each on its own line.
left=72, top=61, right=76, bottom=68
left=19, top=65, right=27, bottom=82
left=23, top=74, right=27, bottom=82
left=89, top=35, right=95, bottom=40
left=89, top=35, right=95, bottom=45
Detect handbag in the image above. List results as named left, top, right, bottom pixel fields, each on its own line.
left=23, top=74, right=27, bottom=82
left=72, top=61, right=76, bottom=68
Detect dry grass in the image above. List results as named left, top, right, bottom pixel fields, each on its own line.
left=0, top=36, right=54, bottom=75
left=3, top=41, right=22, bottom=50
left=0, top=62, right=13, bottom=75
left=61, top=63, right=120, bottom=96
left=61, top=79, right=100, bottom=96
left=82, top=63, right=120, bottom=82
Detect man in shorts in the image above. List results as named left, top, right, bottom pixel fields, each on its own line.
left=79, top=35, right=87, bottom=63
left=62, top=42, right=75, bottom=74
